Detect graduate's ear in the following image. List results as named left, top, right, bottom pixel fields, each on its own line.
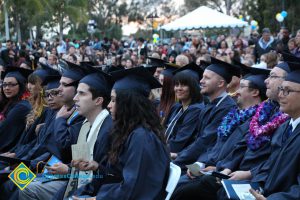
left=94, top=96, right=104, bottom=106
left=250, top=88, right=260, bottom=98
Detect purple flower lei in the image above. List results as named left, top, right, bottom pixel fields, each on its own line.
left=247, top=100, right=289, bottom=150
left=217, top=105, right=258, bottom=138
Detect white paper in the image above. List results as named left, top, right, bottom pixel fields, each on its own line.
left=232, top=184, right=255, bottom=200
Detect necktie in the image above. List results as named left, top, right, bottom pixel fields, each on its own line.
left=282, top=124, right=293, bottom=143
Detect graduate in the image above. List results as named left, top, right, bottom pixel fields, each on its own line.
left=165, top=62, right=204, bottom=155
left=173, top=57, right=240, bottom=167
left=19, top=69, right=113, bottom=200
left=184, top=61, right=291, bottom=200
left=72, top=67, right=170, bottom=200
left=0, top=67, right=32, bottom=153
left=249, top=61, right=300, bottom=200
left=170, top=67, right=269, bottom=200
left=0, top=74, right=64, bottom=199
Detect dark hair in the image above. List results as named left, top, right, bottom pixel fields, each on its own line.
left=248, top=82, right=267, bottom=101
left=108, top=90, right=165, bottom=164
left=159, top=76, right=175, bottom=124
left=0, top=77, right=27, bottom=114
left=173, top=72, right=202, bottom=104
left=88, top=86, right=110, bottom=108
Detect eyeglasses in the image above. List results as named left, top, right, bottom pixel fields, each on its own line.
left=278, top=86, right=300, bottom=96
left=239, top=85, right=252, bottom=89
left=43, top=90, right=60, bottom=98
left=2, top=83, right=19, bottom=88
left=62, top=81, right=79, bottom=87
left=268, top=75, right=285, bottom=79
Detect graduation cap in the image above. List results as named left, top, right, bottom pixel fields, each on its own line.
left=243, top=67, right=270, bottom=92
left=144, top=65, right=157, bottom=76
left=80, top=61, right=96, bottom=67
left=147, top=57, right=166, bottom=67
left=206, top=57, right=241, bottom=83
left=79, top=71, right=112, bottom=96
left=111, top=67, right=162, bottom=97
left=33, top=62, right=60, bottom=82
left=162, top=63, right=180, bottom=77
left=172, top=62, right=204, bottom=81
left=105, top=65, right=124, bottom=74
left=285, top=62, right=300, bottom=84
left=2, top=67, right=33, bottom=84
left=42, top=75, right=62, bottom=90
left=63, top=60, right=87, bottom=81
left=199, top=60, right=211, bottom=69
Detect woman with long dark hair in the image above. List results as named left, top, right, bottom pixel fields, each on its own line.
left=165, top=63, right=204, bottom=158
left=72, top=67, right=170, bottom=200
left=0, top=67, right=32, bottom=152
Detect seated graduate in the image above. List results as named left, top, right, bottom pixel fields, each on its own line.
left=178, top=61, right=291, bottom=200
left=165, top=62, right=204, bottom=155
left=19, top=68, right=113, bottom=200
left=72, top=67, right=170, bottom=200
left=247, top=61, right=300, bottom=200
left=0, top=74, right=64, bottom=199
left=170, top=66, right=269, bottom=200
left=3, top=63, right=61, bottom=157
left=158, top=63, right=177, bottom=125
left=172, top=57, right=240, bottom=167
left=0, top=67, right=32, bottom=153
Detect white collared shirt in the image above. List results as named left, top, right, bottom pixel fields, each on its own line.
left=290, top=116, right=300, bottom=131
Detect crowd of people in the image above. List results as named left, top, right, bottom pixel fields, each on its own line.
left=0, top=26, right=299, bottom=200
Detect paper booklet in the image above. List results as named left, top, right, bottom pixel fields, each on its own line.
left=186, top=162, right=212, bottom=176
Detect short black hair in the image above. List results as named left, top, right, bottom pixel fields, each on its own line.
left=88, top=86, right=110, bottom=108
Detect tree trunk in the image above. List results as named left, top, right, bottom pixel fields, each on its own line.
left=4, top=1, right=10, bottom=40
left=59, top=12, right=64, bottom=41
left=16, top=16, right=22, bottom=43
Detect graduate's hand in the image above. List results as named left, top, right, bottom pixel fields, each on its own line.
left=170, top=153, right=178, bottom=160
left=186, top=169, right=196, bottom=179
left=249, top=188, right=266, bottom=200
left=202, top=166, right=216, bottom=172
left=220, top=168, right=232, bottom=175
left=72, top=196, right=96, bottom=200
left=35, top=123, right=45, bottom=135
left=71, top=159, right=99, bottom=171
left=229, top=170, right=251, bottom=180
left=46, top=163, right=69, bottom=175
left=56, top=105, right=75, bottom=119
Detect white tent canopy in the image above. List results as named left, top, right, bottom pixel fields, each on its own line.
left=160, top=6, right=248, bottom=31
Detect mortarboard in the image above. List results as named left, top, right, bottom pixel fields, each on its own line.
left=33, top=62, right=60, bottom=82
left=199, top=60, right=211, bottom=69
left=285, top=62, right=300, bottom=84
left=63, top=60, right=87, bottom=81
left=206, top=57, right=241, bottom=83
left=162, top=63, right=180, bottom=77
left=172, top=62, right=204, bottom=81
left=3, top=67, right=33, bottom=84
left=111, top=67, right=161, bottom=97
left=79, top=71, right=112, bottom=96
left=243, top=68, right=270, bottom=92
left=147, top=57, right=166, bottom=67
left=42, top=75, right=62, bottom=90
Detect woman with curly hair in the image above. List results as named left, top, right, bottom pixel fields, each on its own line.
left=0, top=67, right=32, bottom=153
left=72, top=67, right=170, bottom=200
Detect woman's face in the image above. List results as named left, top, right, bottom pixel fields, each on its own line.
left=3, top=77, right=20, bottom=98
left=27, top=82, right=38, bottom=96
left=174, top=83, right=190, bottom=102
left=108, top=89, right=117, bottom=120
left=126, top=60, right=133, bottom=69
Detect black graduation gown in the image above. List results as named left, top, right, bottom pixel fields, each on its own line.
left=94, top=126, right=170, bottom=200
left=45, top=110, right=85, bottom=163
left=200, top=120, right=250, bottom=166
left=216, top=107, right=285, bottom=173
left=54, top=115, right=113, bottom=200
left=0, top=100, right=31, bottom=153
left=261, top=122, right=300, bottom=199
left=174, top=95, right=236, bottom=167
left=166, top=102, right=204, bottom=153
left=10, top=107, right=51, bottom=156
